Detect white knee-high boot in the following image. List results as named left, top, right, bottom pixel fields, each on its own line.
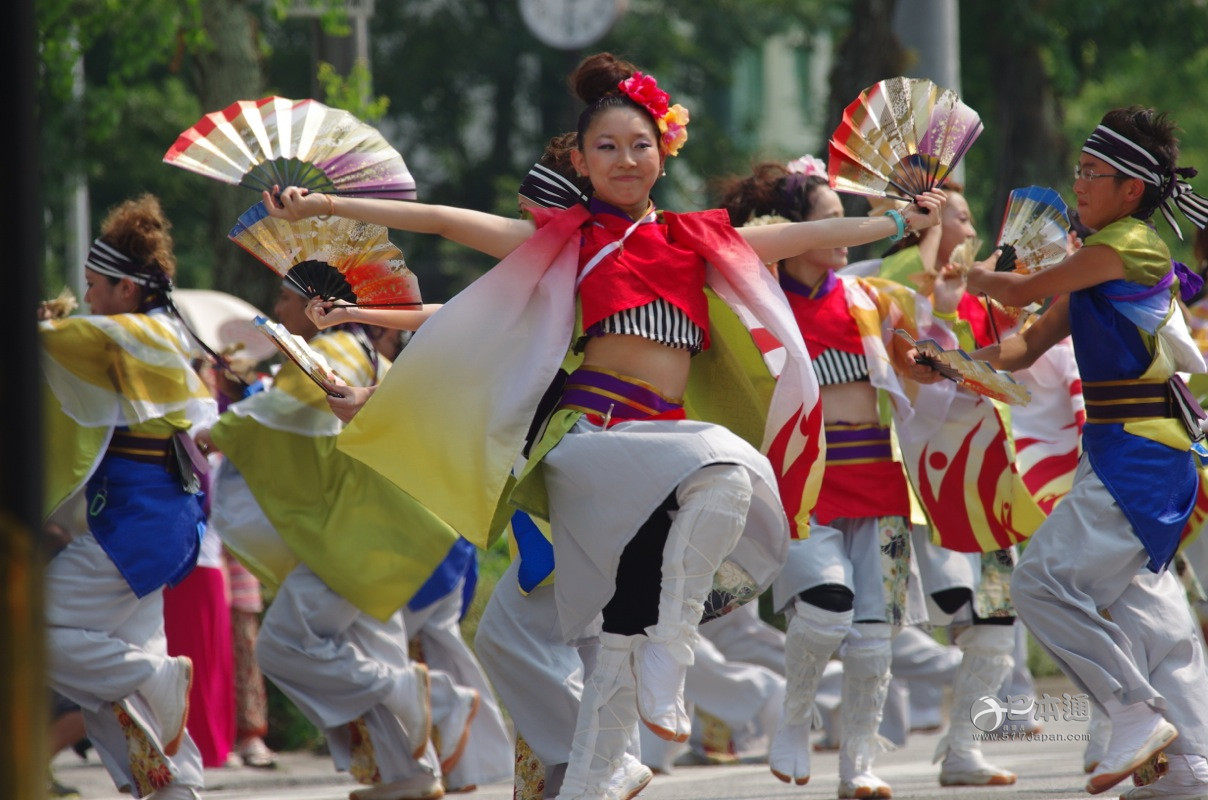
left=935, top=624, right=1017, bottom=786
left=1084, top=703, right=1112, bottom=773
left=769, top=599, right=851, bottom=785
left=634, top=465, right=753, bottom=744
left=557, top=633, right=642, bottom=800
left=839, top=623, right=894, bottom=799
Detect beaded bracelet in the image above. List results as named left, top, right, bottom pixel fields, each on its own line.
left=933, top=308, right=959, bottom=322
left=317, top=193, right=335, bottom=221
left=883, top=209, right=906, bottom=242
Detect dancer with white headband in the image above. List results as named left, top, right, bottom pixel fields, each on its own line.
left=40, top=194, right=218, bottom=800
left=961, top=106, right=1208, bottom=800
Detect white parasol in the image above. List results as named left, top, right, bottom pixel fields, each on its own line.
left=172, top=288, right=278, bottom=368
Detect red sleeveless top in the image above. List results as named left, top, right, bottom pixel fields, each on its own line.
left=576, top=203, right=711, bottom=349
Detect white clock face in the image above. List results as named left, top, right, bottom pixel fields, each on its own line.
left=519, top=0, right=623, bottom=51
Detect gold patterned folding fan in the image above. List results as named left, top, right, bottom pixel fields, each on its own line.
left=229, top=202, right=421, bottom=308
left=995, top=185, right=1071, bottom=274
left=829, top=77, right=982, bottom=203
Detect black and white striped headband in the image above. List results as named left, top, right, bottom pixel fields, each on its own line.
left=1082, top=124, right=1208, bottom=240
left=518, top=163, right=589, bottom=211
left=85, top=238, right=171, bottom=289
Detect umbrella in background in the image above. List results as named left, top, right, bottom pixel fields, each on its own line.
left=171, top=288, right=278, bottom=371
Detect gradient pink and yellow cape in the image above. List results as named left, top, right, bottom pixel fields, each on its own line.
left=338, top=204, right=825, bottom=544
left=842, top=275, right=1044, bottom=552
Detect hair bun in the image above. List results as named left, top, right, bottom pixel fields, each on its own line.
left=569, top=52, right=637, bottom=105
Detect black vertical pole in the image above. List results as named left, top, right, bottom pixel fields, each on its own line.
left=2, top=0, right=47, bottom=796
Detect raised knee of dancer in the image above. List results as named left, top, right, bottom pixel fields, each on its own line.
left=677, top=463, right=754, bottom=511
left=798, top=583, right=855, bottom=614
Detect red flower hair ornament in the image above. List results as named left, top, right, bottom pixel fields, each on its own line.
left=618, top=72, right=690, bottom=157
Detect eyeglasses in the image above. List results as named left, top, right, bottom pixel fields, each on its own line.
left=1074, top=165, right=1123, bottom=181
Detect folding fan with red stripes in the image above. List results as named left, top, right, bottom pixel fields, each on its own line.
left=164, top=96, right=416, bottom=200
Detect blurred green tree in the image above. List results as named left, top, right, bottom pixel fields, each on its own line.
left=961, top=0, right=1208, bottom=264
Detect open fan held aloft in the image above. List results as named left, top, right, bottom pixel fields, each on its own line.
left=229, top=202, right=422, bottom=308
left=829, top=76, right=983, bottom=203
left=994, top=185, right=1072, bottom=274
left=164, top=96, right=416, bottom=199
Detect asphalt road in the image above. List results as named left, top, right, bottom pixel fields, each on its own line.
left=57, top=675, right=1111, bottom=800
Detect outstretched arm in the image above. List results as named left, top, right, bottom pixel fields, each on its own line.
left=306, top=298, right=444, bottom=332
left=737, top=190, right=946, bottom=264
left=263, top=186, right=537, bottom=260
left=969, top=295, right=1072, bottom=372
left=966, top=244, right=1125, bottom=309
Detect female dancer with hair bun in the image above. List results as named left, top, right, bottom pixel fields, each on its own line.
left=965, top=106, right=1208, bottom=799
left=264, top=52, right=943, bottom=799
left=719, top=156, right=1011, bottom=798
left=41, top=194, right=217, bottom=800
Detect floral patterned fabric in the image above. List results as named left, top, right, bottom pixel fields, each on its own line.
left=114, top=701, right=173, bottom=796
left=878, top=515, right=913, bottom=626
left=348, top=717, right=382, bottom=785
left=974, top=548, right=1017, bottom=619
left=513, top=735, right=546, bottom=800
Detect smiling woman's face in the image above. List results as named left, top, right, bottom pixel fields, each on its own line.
left=801, top=186, right=849, bottom=272
left=939, top=191, right=977, bottom=264
left=572, top=106, right=662, bottom=220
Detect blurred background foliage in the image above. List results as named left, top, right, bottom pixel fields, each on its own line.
left=37, top=0, right=1208, bottom=313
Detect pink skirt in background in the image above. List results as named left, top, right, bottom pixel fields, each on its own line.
left=164, top=565, right=236, bottom=767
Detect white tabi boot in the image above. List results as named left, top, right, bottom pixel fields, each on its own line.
left=634, top=465, right=752, bottom=744
left=606, top=751, right=653, bottom=800
left=838, top=623, right=894, bottom=799
left=935, top=625, right=1017, bottom=786
left=1086, top=699, right=1178, bottom=795
left=381, top=662, right=433, bottom=760
left=1084, top=703, right=1111, bottom=773
left=139, top=655, right=193, bottom=757
left=768, top=599, right=851, bottom=785
left=557, top=633, right=642, bottom=800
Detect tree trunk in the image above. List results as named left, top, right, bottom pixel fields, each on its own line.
left=193, top=0, right=276, bottom=312
left=826, top=0, right=910, bottom=260
left=981, top=4, right=1067, bottom=235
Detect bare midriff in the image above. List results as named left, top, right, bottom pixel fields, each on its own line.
left=580, top=333, right=692, bottom=401
left=581, top=331, right=884, bottom=424
left=819, top=380, right=880, bottom=425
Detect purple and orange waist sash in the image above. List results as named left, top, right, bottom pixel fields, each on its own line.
left=557, top=366, right=686, bottom=428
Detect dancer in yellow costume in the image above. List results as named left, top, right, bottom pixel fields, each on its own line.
left=41, top=194, right=216, bottom=800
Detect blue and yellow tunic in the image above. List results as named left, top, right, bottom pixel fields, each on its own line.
left=1071, top=217, right=1198, bottom=570
left=40, top=310, right=217, bottom=596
